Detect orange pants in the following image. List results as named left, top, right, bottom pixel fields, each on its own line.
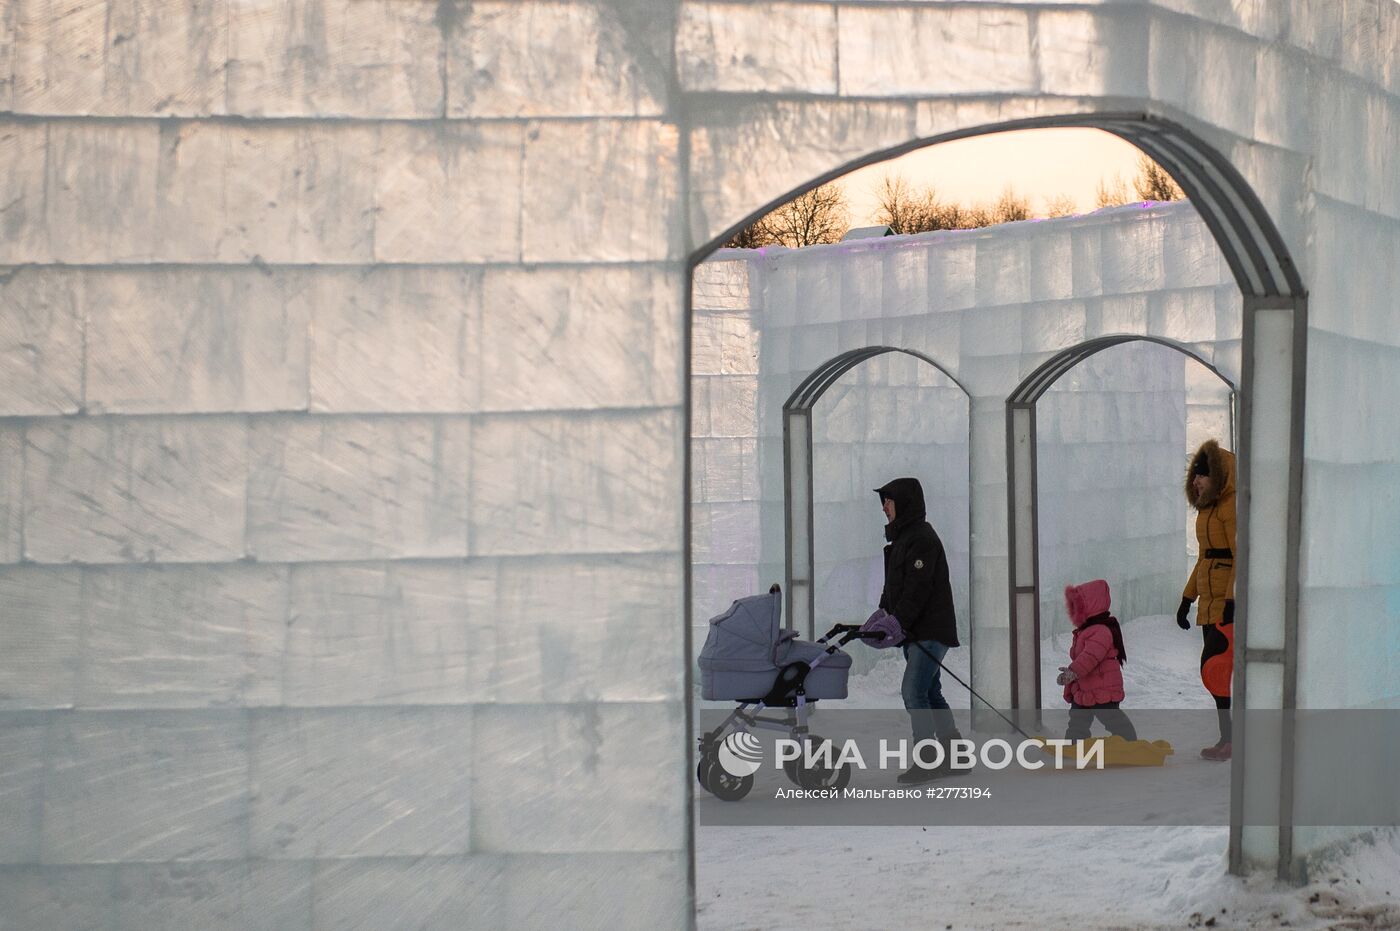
left=1200, top=621, right=1234, bottom=699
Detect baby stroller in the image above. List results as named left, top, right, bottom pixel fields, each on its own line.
left=695, top=584, right=883, bottom=800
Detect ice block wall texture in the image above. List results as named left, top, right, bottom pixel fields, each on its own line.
left=1035, top=341, right=1190, bottom=636
left=0, top=2, right=691, bottom=928
left=690, top=258, right=764, bottom=641
left=0, top=0, right=1395, bottom=918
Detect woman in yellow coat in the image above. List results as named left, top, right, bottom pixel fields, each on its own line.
left=1175, top=439, right=1236, bottom=761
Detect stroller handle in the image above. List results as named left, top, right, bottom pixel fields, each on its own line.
left=821, top=623, right=887, bottom=646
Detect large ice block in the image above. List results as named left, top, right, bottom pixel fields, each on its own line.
left=677, top=2, right=837, bottom=95
left=494, top=553, right=683, bottom=703
left=0, top=268, right=83, bottom=416
left=372, top=122, right=523, bottom=264
left=23, top=417, right=248, bottom=564
left=247, top=416, right=472, bottom=562
left=283, top=560, right=496, bottom=707
left=227, top=0, right=442, bottom=119
left=249, top=708, right=473, bottom=858
left=308, top=267, right=481, bottom=414
left=471, top=703, right=685, bottom=853
left=471, top=409, right=681, bottom=556
left=156, top=122, right=378, bottom=264
left=452, top=1, right=668, bottom=118
left=85, top=269, right=311, bottom=415
left=81, top=564, right=287, bottom=709
left=311, top=857, right=499, bottom=931
left=522, top=120, right=680, bottom=263
left=14, top=0, right=225, bottom=117
left=44, top=122, right=160, bottom=263
left=480, top=266, right=683, bottom=411
left=40, top=712, right=249, bottom=863
left=838, top=6, right=1035, bottom=96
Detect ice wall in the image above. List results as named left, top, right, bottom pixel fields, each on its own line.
left=690, top=259, right=764, bottom=635
left=0, top=3, right=689, bottom=925
left=1035, top=342, right=1189, bottom=634
left=0, top=0, right=1396, bottom=919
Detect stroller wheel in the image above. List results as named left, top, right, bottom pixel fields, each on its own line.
left=696, top=756, right=714, bottom=793
left=792, top=735, right=852, bottom=792
left=797, top=760, right=852, bottom=792
left=706, top=766, right=754, bottom=802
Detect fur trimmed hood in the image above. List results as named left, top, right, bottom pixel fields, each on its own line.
left=1185, top=439, right=1236, bottom=510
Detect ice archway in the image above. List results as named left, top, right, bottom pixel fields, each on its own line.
left=1005, top=334, right=1238, bottom=709
left=782, top=346, right=970, bottom=641
left=690, top=109, right=1306, bottom=878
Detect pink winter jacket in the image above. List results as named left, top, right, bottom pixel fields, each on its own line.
left=1062, top=580, right=1126, bottom=705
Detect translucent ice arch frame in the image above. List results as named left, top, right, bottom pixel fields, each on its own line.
left=685, top=113, right=1309, bottom=879
left=1005, top=335, right=1237, bottom=710
left=781, top=347, right=971, bottom=641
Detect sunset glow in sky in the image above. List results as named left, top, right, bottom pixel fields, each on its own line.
left=839, top=127, right=1152, bottom=226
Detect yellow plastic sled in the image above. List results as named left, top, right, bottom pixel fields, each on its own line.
left=1030, top=735, right=1174, bottom=767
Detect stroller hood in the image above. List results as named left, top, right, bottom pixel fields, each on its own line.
left=698, top=588, right=851, bottom=702
left=699, top=589, right=785, bottom=669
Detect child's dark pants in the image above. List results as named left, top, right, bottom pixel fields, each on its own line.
left=1066, top=701, right=1138, bottom=741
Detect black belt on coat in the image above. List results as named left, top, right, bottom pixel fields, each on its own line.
left=1204, top=548, right=1233, bottom=559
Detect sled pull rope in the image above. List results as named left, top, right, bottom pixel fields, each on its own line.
left=910, top=640, right=1037, bottom=743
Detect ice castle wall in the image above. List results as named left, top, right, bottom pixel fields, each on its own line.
left=0, top=0, right=1397, bottom=922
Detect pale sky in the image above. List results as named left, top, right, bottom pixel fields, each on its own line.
left=839, top=127, right=1150, bottom=227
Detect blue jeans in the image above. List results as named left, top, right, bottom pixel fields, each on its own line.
left=902, top=639, right=956, bottom=743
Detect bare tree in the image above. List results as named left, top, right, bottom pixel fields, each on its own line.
left=992, top=185, right=1031, bottom=224
left=874, top=174, right=940, bottom=235
left=938, top=202, right=991, bottom=230
left=723, top=220, right=776, bottom=249
left=875, top=175, right=1023, bottom=232
left=1094, top=156, right=1185, bottom=211
left=724, top=183, right=850, bottom=249
left=1042, top=193, right=1079, bottom=218
left=1133, top=154, right=1185, bottom=202
left=1095, top=173, right=1132, bottom=208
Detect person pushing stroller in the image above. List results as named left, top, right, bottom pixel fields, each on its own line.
left=864, top=478, right=967, bottom=784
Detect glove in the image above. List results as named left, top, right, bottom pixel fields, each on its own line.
left=860, top=609, right=905, bottom=649
left=1176, top=597, right=1193, bottom=630
left=1222, top=599, right=1234, bottom=625
left=1055, top=666, right=1078, bottom=686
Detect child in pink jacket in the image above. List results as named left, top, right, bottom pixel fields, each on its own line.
left=1055, top=580, right=1137, bottom=742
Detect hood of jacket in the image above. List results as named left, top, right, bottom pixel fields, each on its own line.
left=1064, top=579, right=1112, bottom=628
left=1185, top=439, right=1237, bottom=510
left=874, top=477, right=928, bottom=542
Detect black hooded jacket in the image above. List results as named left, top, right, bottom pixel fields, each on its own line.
left=874, top=478, right=959, bottom=647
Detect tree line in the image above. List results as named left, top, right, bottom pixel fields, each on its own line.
left=724, top=154, right=1185, bottom=250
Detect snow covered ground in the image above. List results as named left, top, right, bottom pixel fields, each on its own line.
left=696, top=823, right=1400, bottom=930
left=695, top=616, right=1400, bottom=930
